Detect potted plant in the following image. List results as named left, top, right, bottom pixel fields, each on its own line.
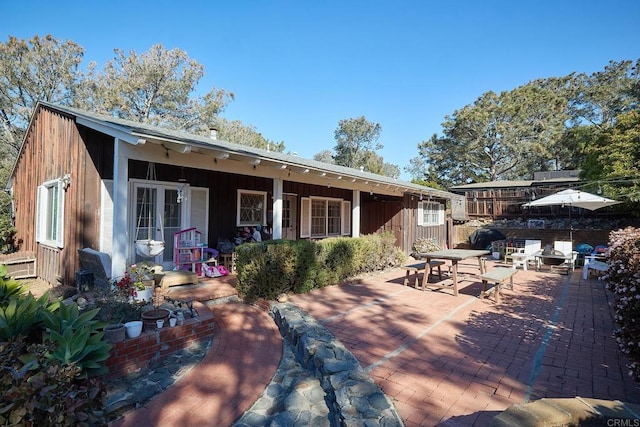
left=89, top=285, right=144, bottom=342
left=115, top=263, right=155, bottom=303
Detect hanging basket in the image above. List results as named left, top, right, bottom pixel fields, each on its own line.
left=135, top=239, right=165, bottom=258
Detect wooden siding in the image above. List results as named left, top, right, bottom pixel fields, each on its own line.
left=402, top=194, right=449, bottom=252
left=12, top=107, right=112, bottom=285
left=360, top=193, right=404, bottom=249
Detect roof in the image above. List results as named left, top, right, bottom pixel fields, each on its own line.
left=12, top=102, right=462, bottom=203
left=449, top=176, right=580, bottom=191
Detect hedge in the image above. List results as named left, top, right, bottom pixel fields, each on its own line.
left=234, top=232, right=405, bottom=301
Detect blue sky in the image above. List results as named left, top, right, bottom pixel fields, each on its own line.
left=2, top=1, right=639, bottom=180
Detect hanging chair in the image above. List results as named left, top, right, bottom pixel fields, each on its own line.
left=135, top=162, right=166, bottom=258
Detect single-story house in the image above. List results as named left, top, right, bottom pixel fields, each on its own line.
left=6, top=102, right=465, bottom=285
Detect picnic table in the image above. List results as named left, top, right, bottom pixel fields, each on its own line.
left=419, top=249, right=490, bottom=296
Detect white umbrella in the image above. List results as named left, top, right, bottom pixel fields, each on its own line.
left=523, top=189, right=621, bottom=241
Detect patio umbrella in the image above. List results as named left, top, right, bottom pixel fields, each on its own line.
left=522, top=189, right=621, bottom=241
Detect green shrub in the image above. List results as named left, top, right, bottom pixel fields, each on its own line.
left=235, top=233, right=406, bottom=301
left=0, top=291, right=54, bottom=342
left=0, top=265, right=27, bottom=305
left=605, top=227, right=640, bottom=381
left=0, top=337, right=107, bottom=426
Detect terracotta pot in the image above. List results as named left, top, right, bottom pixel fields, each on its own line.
left=141, top=308, right=171, bottom=330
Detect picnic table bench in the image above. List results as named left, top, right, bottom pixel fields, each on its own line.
left=478, top=267, right=517, bottom=303
left=404, top=260, right=446, bottom=289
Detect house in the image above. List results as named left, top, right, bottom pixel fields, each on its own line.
left=449, top=171, right=582, bottom=219
left=6, top=102, right=465, bottom=285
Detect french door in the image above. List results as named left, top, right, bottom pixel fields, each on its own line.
left=282, top=194, right=297, bottom=239
left=132, top=183, right=184, bottom=269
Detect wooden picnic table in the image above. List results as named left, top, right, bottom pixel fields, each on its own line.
left=420, top=249, right=490, bottom=296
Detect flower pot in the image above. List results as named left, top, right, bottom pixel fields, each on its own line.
left=169, top=317, right=177, bottom=327
left=134, top=286, right=153, bottom=303
left=103, top=324, right=126, bottom=343
left=124, top=320, right=143, bottom=338
left=141, top=308, right=171, bottom=331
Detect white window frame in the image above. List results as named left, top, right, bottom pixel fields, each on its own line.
left=236, top=189, right=267, bottom=226
left=417, top=201, right=444, bottom=226
left=300, top=196, right=351, bottom=239
left=36, top=178, right=65, bottom=248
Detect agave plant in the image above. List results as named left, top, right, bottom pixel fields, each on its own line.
left=0, top=292, right=54, bottom=341
left=40, top=302, right=112, bottom=378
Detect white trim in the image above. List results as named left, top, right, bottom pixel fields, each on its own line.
left=341, top=201, right=351, bottom=236
left=100, top=180, right=114, bottom=254
left=35, top=178, right=65, bottom=248
left=418, top=201, right=445, bottom=226
left=300, top=198, right=311, bottom=238
left=272, top=178, right=283, bottom=240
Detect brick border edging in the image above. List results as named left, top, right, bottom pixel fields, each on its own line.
left=271, top=302, right=404, bottom=426
left=103, top=301, right=214, bottom=380
left=492, top=397, right=640, bottom=426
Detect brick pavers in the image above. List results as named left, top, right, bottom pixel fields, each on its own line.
left=288, top=259, right=640, bottom=426
left=110, top=302, right=282, bottom=427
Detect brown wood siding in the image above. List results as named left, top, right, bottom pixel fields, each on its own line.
left=403, top=194, right=448, bottom=253
left=12, top=106, right=109, bottom=285
left=359, top=193, right=404, bottom=249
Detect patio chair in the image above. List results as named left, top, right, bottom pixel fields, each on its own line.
left=511, top=239, right=541, bottom=270
left=77, top=248, right=112, bottom=289
left=583, top=256, right=608, bottom=279
left=553, top=241, right=578, bottom=272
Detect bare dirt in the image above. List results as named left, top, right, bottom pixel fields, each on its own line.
left=18, top=278, right=75, bottom=300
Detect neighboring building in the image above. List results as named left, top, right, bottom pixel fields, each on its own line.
left=7, top=102, right=464, bottom=285
left=449, top=171, right=581, bottom=219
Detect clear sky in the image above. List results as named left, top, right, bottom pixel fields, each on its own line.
left=2, top=1, right=639, bottom=180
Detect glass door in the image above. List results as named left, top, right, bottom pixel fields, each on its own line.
left=163, top=188, right=183, bottom=268
left=282, top=194, right=297, bottom=239
left=132, top=183, right=184, bottom=270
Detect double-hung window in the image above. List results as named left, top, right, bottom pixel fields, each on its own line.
left=36, top=178, right=65, bottom=247
left=417, top=201, right=444, bottom=226
left=237, top=190, right=267, bottom=226
left=301, top=197, right=351, bottom=238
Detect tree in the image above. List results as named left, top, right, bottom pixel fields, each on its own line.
left=414, top=78, right=571, bottom=187
left=215, top=118, right=284, bottom=151
left=580, top=110, right=640, bottom=202
left=0, top=35, right=86, bottom=252
left=313, top=149, right=335, bottom=164
left=77, top=44, right=234, bottom=134
left=333, top=116, right=382, bottom=169
left=0, top=35, right=85, bottom=157
left=568, top=59, right=639, bottom=130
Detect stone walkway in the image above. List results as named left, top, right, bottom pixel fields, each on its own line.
left=110, top=301, right=282, bottom=427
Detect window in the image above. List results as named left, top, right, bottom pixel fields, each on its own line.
left=301, top=197, right=351, bottom=238
left=36, top=178, right=65, bottom=247
left=237, top=190, right=267, bottom=226
left=417, top=201, right=444, bottom=226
